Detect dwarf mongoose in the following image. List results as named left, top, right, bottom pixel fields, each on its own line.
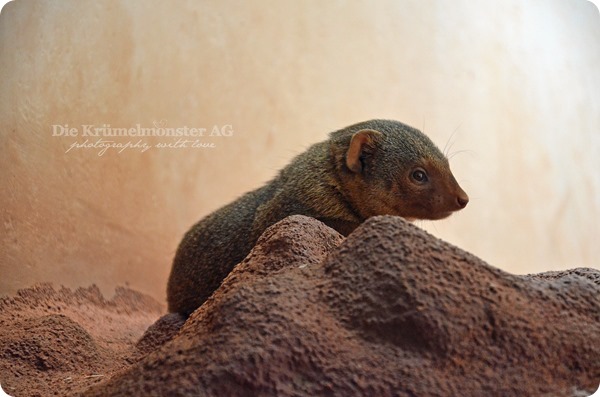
left=167, top=119, right=469, bottom=315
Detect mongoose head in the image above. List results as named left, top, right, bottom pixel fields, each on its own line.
left=331, top=119, right=469, bottom=221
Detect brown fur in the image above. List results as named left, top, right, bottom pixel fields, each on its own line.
left=167, top=119, right=468, bottom=315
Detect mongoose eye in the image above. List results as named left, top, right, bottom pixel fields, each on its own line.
left=411, top=169, right=428, bottom=183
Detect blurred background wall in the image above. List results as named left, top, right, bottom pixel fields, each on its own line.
left=1, top=0, right=599, bottom=303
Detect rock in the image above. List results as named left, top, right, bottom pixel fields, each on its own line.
left=134, top=313, right=186, bottom=358
left=81, top=215, right=599, bottom=397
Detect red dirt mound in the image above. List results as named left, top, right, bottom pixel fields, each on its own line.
left=78, top=215, right=599, bottom=397
left=0, top=284, right=163, bottom=396
left=1, top=216, right=598, bottom=396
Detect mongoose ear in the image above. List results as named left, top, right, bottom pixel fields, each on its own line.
left=346, top=129, right=383, bottom=173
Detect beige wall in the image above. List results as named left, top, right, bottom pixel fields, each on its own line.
left=1, top=0, right=599, bottom=303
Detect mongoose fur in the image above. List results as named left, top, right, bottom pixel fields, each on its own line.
left=167, top=119, right=469, bottom=315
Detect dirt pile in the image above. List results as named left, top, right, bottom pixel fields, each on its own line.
left=1, top=216, right=598, bottom=396
left=80, top=215, right=599, bottom=397
left=0, top=284, right=163, bottom=396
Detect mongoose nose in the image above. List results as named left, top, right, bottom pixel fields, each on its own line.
left=457, top=194, right=469, bottom=209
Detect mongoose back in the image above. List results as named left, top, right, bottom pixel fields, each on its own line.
left=167, top=119, right=469, bottom=315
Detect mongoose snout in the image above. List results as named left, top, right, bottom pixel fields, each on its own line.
left=457, top=193, right=469, bottom=209
left=167, top=119, right=469, bottom=315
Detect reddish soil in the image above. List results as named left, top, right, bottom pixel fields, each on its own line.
left=0, top=284, right=164, bottom=396
left=1, top=215, right=599, bottom=396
